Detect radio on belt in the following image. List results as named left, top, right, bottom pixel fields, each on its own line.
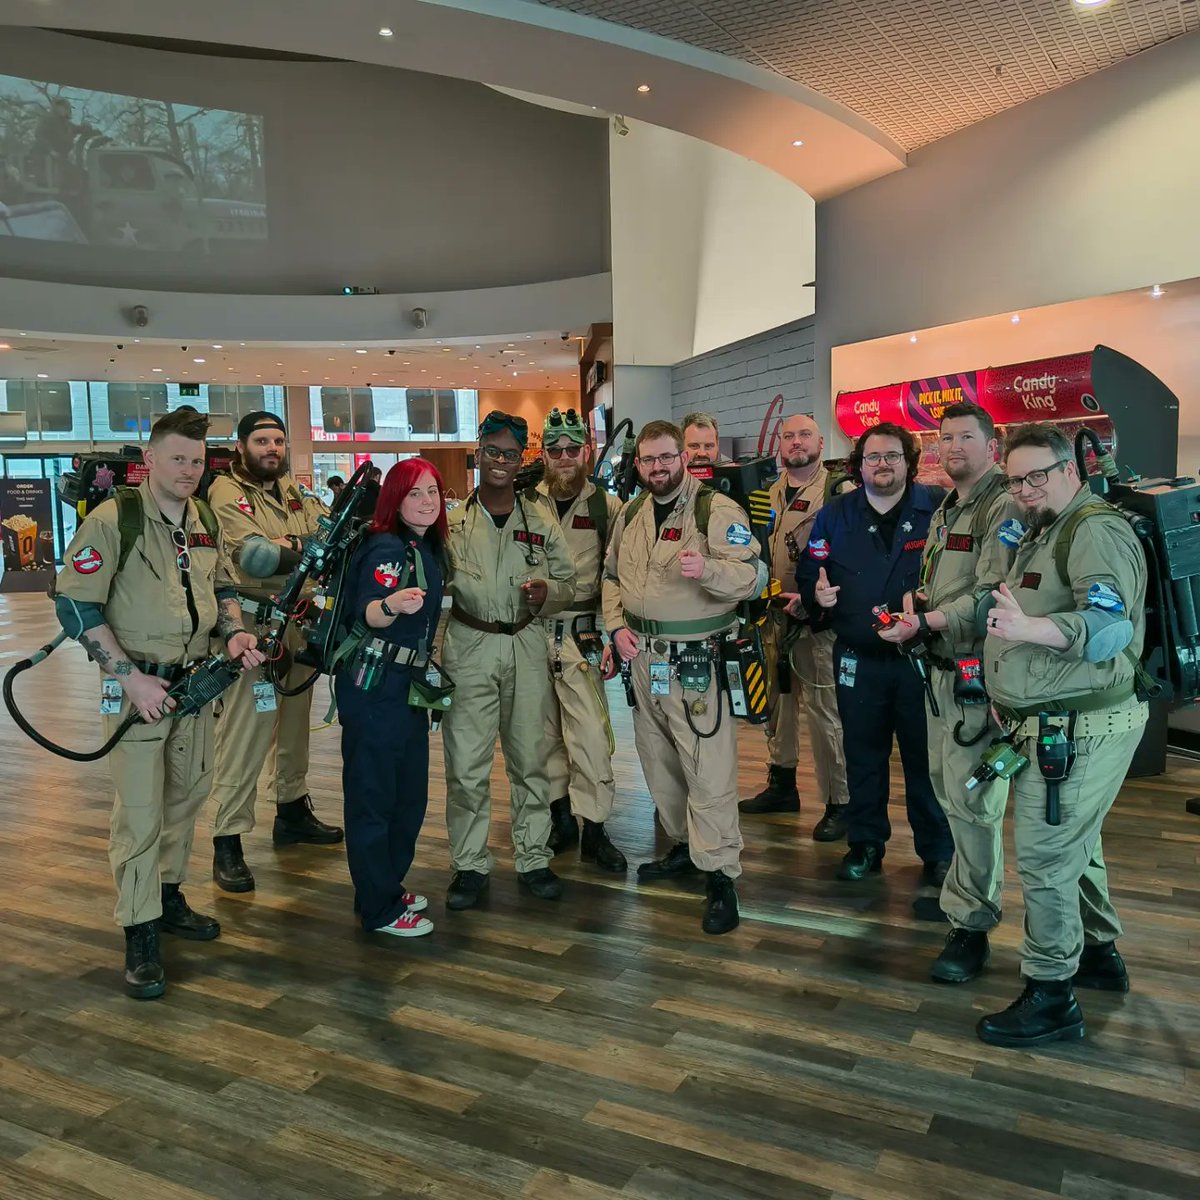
left=721, top=632, right=769, bottom=724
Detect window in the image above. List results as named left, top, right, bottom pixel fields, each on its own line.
left=3, top=379, right=75, bottom=433
left=207, top=384, right=266, bottom=424
left=105, top=383, right=169, bottom=435
left=320, top=387, right=376, bottom=435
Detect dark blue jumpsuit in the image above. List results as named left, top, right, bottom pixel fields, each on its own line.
left=335, top=532, right=444, bottom=930
left=796, top=485, right=954, bottom=865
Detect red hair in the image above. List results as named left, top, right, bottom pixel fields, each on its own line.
left=369, top=458, right=450, bottom=543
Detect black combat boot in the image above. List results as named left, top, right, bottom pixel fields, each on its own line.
left=273, top=794, right=344, bottom=846
left=518, top=867, right=564, bottom=900
left=921, top=859, right=952, bottom=888
left=124, top=921, right=166, bottom=1000
left=1073, top=941, right=1130, bottom=992
left=811, top=803, right=849, bottom=843
left=739, top=765, right=800, bottom=814
left=636, top=842, right=698, bottom=882
left=547, top=796, right=580, bottom=855
left=930, top=929, right=990, bottom=983
left=213, top=834, right=255, bottom=893
left=977, top=978, right=1085, bottom=1047
left=159, top=883, right=220, bottom=941
left=837, top=842, right=883, bottom=881
left=580, top=819, right=627, bottom=872
left=445, top=870, right=490, bottom=911
left=702, top=871, right=740, bottom=935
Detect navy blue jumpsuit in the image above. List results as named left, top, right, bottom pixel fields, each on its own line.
left=335, top=532, right=444, bottom=930
left=796, top=485, right=954, bottom=865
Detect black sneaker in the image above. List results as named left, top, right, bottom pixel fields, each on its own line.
left=811, top=804, right=849, bottom=843
left=158, top=884, right=220, bottom=941
left=739, top=765, right=800, bottom=814
left=272, top=794, right=344, bottom=846
left=636, top=842, right=698, bottom=882
left=977, top=978, right=1085, bottom=1048
left=518, top=868, right=563, bottom=900
left=1073, top=942, right=1130, bottom=993
left=701, top=871, right=740, bottom=935
left=213, top=834, right=255, bottom=893
left=580, top=819, right=628, bottom=873
left=123, top=921, right=166, bottom=1000
left=930, top=928, right=989, bottom=984
left=547, top=797, right=580, bottom=855
left=446, top=870, right=490, bottom=911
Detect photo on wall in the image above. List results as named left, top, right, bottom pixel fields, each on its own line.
left=0, top=73, right=266, bottom=252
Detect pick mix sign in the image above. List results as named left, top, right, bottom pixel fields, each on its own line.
left=835, top=351, right=1106, bottom=439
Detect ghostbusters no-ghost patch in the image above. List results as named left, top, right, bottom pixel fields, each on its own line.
left=235, top=495, right=254, bottom=516
left=71, top=546, right=104, bottom=574
left=998, top=518, right=1026, bottom=548
left=374, top=561, right=402, bottom=588
left=808, top=538, right=830, bottom=561
left=726, top=522, right=752, bottom=547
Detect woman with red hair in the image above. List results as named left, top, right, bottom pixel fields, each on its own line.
left=335, top=458, right=448, bottom=938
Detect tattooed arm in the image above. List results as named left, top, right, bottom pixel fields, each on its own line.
left=216, top=597, right=244, bottom=644
left=77, top=623, right=174, bottom=722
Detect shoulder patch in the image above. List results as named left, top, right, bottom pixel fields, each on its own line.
left=725, top=521, right=752, bottom=547
left=807, top=538, right=830, bottom=561
left=1086, top=581, right=1126, bottom=613
left=235, top=494, right=254, bottom=516
left=998, top=517, right=1026, bottom=548
left=71, top=545, right=104, bottom=574
left=374, top=561, right=402, bottom=589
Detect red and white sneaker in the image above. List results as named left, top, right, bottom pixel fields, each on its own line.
left=375, top=912, right=433, bottom=938
left=402, top=891, right=429, bottom=913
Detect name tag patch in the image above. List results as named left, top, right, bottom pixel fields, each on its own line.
left=660, top=527, right=682, bottom=542
left=571, top=515, right=596, bottom=530
left=513, top=530, right=545, bottom=547
left=789, top=497, right=811, bottom=513
left=188, top=533, right=216, bottom=549
left=903, top=539, right=927, bottom=552
left=1021, top=571, right=1042, bottom=590
left=946, top=533, right=974, bottom=552
left=288, top=498, right=304, bottom=512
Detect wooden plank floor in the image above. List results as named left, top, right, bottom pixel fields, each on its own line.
left=1, top=591, right=1198, bottom=1200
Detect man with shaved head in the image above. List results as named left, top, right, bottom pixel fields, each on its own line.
left=741, top=413, right=851, bottom=841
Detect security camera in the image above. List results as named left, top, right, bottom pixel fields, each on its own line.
left=130, top=305, right=149, bottom=328
left=387, top=349, right=396, bottom=356
left=560, top=332, right=570, bottom=341
left=116, top=343, right=124, bottom=350
left=411, top=307, right=428, bottom=330
left=181, top=345, right=188, bottom=352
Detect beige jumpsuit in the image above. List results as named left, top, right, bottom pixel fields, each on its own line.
left=442, top=492, right=576, bottom=874
left=57, top=484, right=227, bottom=926
left=529, top=479, right=624, bottom=823
left=207, top=467, right=326, bottom=836
left=602, top=473, right=766, bottom=877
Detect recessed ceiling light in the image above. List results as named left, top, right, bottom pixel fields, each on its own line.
left=152, top=367, right=163, bottom=372
left=512, top=370, right=518, bottom=377
left=212, top=344, right=223, bottom=349
left=0, top=343, right=9, bottom=351
left=525, top=334, right=532, bottom=339
left=355, top=349, right=367, bottom=354
left=36, top=372, right=48, bottom=379
left=239, top=342, right=246, bottom=346
left=1011, top=313, right=1021, bottom=324
left=475, top=344, right=481, bottom=349
left=276, top=362, right=283, bottom=366
left=1073, top=0, right=1111, bottom=8
left=637, top=84, right=651, bottom=94
left=379, top=26, right=394, bottom=37
left=193, top=357, right=206, bottom=363
left=791, top=139, right=804, bottom=147
left=908, top=335, right=918, bottom=344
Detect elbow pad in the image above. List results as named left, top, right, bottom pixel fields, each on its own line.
left=1080, top=609, right=1134, bottom=663
left=55, top=594, right=105, bottom=638
left=237, top=535, right=282, bottom=578
left=753, top=559, right=770, bottom=596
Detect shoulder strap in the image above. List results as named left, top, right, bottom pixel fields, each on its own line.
left=695, top=485, right=714, bottom=537
left=193, top=498, right=219, bottom=544
left=586, top=486, right=609, bottom=548
left=115, top=487, right=143, bottom=572
left=1054, top=497, right=1120, bottom=587
left=624, top=489, right=652, bottom=526
left=823, top=472, right=850, bottom=504
left=969, top=470, right=1007, bottom=541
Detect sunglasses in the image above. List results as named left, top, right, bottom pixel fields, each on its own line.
left=171, top=526, right=190, bottom=573
left=546, top=444, right=584, bottom=459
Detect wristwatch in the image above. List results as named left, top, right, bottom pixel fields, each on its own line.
left=380, top=597, right=397, bottom=618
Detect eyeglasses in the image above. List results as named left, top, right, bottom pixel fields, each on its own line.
left=863, top=451, right=904, bottom=465
left=637, top=452, right=681, bottom=468
left=171, top=526, right=190, bottom=573
left=546, top=444, right=584, bottom=460
left=1003, top=460, right=1068, bottom=492
left=479, top=443, right=523, bottom=464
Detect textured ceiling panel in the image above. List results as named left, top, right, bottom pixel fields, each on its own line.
left=534, top=0, right=1199, bottom=149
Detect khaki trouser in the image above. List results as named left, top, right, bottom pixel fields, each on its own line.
left=103, top=700, right=215, bottom=926
left=765, top=620, right=848, bottom=808
left=629, top=649, right=743, bottom=878
left=1011, top=724, right=1139, bottom=979
left=926, top=667, right=1008, bottom=930
left=543, top=617, right=616, bottom=823
left=211, top=620, right=313, bottom=837
left=441, top=620, right=553, bottom=874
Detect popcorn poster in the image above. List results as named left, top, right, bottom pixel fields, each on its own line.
left=0, top=479, right=55, bottom=593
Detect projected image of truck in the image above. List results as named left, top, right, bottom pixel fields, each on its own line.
left=0, top=75, right=266, bottom=251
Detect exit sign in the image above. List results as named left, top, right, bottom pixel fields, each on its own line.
left=178, top=383, right=201, bottom=397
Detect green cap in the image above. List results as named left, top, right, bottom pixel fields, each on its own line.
left=543, top=407, right=587, bottom=446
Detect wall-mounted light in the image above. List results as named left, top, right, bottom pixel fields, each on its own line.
left=1150, top=284, right=1166, bottom=298
left=909, top=334, right=918, bottom=344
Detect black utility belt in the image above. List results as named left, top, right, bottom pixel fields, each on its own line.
left=552, top=612, right=599, bottom=634
left=359, top=640, right=422, bottom=670
left=129, top=658, right=191, bottom=682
